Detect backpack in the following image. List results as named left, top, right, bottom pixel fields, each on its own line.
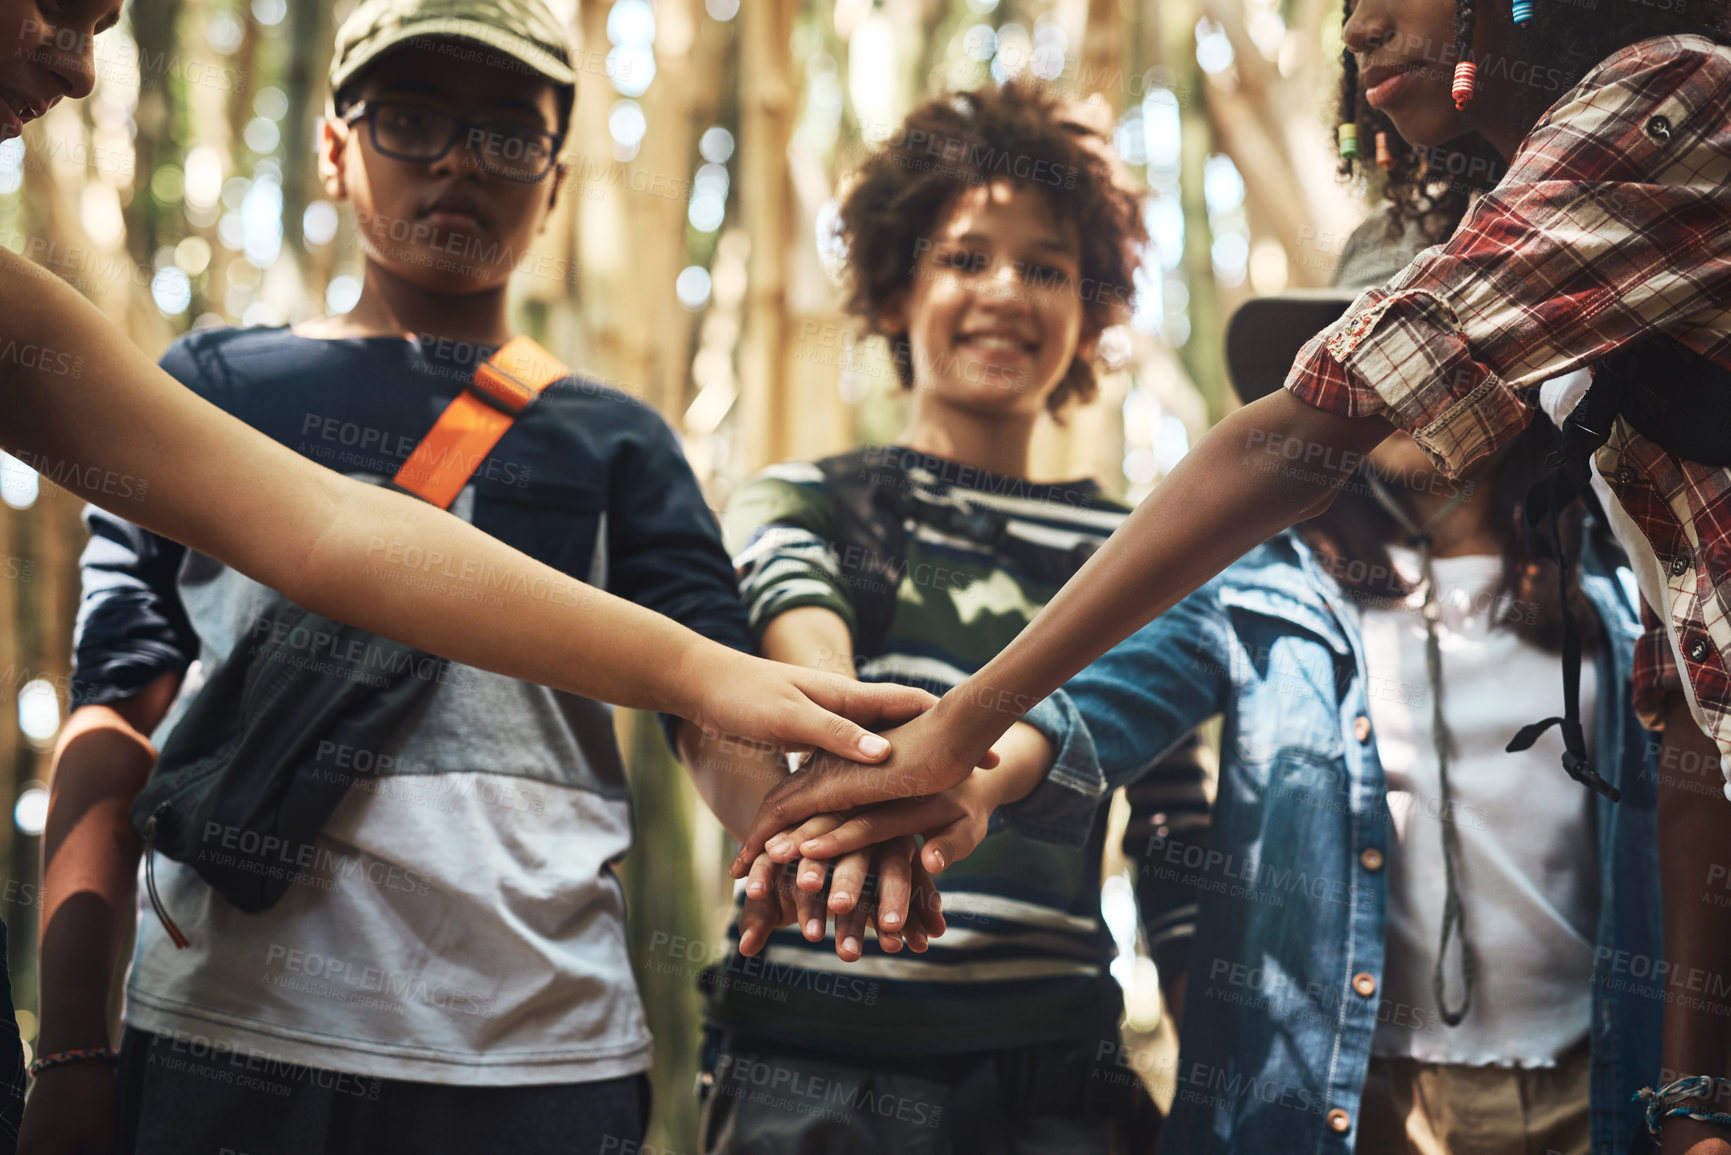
left=1512, top=335, right=1731, bottom=801
left=131, top=337, right=572, bottom=934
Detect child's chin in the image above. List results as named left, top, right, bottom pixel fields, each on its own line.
left=387, top=255, right=507, bottom=296
left=1384, top=112, right=1460, bottom=153
left=929, top=375, right=1048, bottom=415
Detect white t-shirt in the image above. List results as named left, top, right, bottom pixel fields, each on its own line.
left=1361, top=547, right=1598, bottom=1067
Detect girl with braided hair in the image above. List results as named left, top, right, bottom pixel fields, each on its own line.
left=736, top=3, right=1731, bottom=1153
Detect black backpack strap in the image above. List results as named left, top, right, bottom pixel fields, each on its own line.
left=1508, top=337, right=1731, bottom=799
left=900, top=492, right=1102, bottom=588
left=1503, top=364, right=1629, bottom=801
left=811, top=449, right=1106, bottom=657
left=813, top=449, right=911, bottom=659
left=1505, top=466, right=1620, bottom=802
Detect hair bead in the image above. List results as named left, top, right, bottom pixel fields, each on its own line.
left=1338, top=122, right=1360, bottom=159
left=1511, top=0, right=1533, bottom=21
left=1451, top=61, right=1477, bottom=109
left=1375, top=131, right=1393, bottom=168
left=1453, top=0, right=1478, bottom=110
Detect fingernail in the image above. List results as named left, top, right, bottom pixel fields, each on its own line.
left=842, top=936, right=861, bottom=956
left=881, top=910, right=901, bottom=928
left=928, top=848, right=947, bottom=872
left=805, top=919, right=822, bottom=939
left=859, top=734, right=890, bottom=758
left=766, top=836, right=790, bottom=855
left=747, top=881, right=764, bottom=898
left=830, top=892, right=851, bottom=909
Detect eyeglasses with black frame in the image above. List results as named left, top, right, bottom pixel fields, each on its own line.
left=341, top=99, right=564, bottom=183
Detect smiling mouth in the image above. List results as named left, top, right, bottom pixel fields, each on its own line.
left=0, top=87, right=42, bottom=129
left=958, top=333, right=1038, bottom=355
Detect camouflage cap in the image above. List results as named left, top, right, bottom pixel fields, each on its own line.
left=330, top=0, right=575, bottom=98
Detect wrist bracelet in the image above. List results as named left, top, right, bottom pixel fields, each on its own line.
left=1635, top=1075, right=1731, bottom=1136
left=27, top=1046, right=118, bottom=1077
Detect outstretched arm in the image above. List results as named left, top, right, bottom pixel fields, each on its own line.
left=735, top=389, right=1391, bottom=855
left=0, top=249, right=927, bottom=760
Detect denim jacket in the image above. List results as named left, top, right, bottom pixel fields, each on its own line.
left=1064, top=530, right=1660, bottom=1155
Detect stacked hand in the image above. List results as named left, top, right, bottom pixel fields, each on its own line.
left=730, top=709, right=1056, bottom=960
left=731, top=708, right=993, bottom=871
left=734, top=836, right=945, bottom=960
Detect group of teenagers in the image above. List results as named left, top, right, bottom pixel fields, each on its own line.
left=1, top=0, right=1730, bottom=1152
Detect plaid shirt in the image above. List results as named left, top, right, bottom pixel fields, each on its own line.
left=1284, top=34, right=1731, bottom=769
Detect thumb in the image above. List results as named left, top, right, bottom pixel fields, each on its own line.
left=920, top=816, right=983, bottom=875
left=789, top=699, right=894, bottom=763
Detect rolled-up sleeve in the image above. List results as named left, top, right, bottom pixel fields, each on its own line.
left=999, top=581, right=1236, bottom=847
left=1286, top=36, right=1731, bottom=476
left=994, top=689, right=1110, bottom=848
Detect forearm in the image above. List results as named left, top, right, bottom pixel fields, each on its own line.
left=937, top=392, right=1392, bottom=759
left=290, top=480, right=738, bottom=717
left=982, top=722, right=1055, bottom=808
left=759, top=605, right=855, bottom=677
left=681, top=608, right=857, bottom=837
left=1657, top=695, right=1731, bottom=1154
left=679, top=721, right=788, bottom=841
left=37, top=712, right=158, bottom=1053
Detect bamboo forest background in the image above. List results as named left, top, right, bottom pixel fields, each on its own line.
left=1, top=0, right=1369, bottom=1146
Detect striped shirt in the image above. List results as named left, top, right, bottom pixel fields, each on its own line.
left=703, top=449, right=1142, bottom=1053
left=1281, top=35, right=1731, bottom=780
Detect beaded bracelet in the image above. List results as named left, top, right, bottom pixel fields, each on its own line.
left=27, top=1046, right=118, bottom=1078
left=1635, top=1075, right=1731, bottom=1136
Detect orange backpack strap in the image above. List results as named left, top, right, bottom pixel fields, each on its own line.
left=392, top=335, right=569, bottom=510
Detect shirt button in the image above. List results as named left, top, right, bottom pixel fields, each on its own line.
left=1353, top=715, right=1373, bottom=743
left=1671, top=552, right=1692, bottom=577
left=1614, top=465, right=1637, bottom=486
left=1646, top=114, right=1673, bottom=143
left=1328, top=1108, right=1352, bottom=1133
left=1360, top=848, right=1384, bottom=872
left=1353, top=972, right=1377, bottom=998
left=1690, top=637, right=1710, bottom=663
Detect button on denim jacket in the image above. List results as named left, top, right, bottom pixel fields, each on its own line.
left=1060, top=529, right=1660, bottom=1155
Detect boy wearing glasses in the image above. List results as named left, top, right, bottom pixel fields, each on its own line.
left=21, top=1, right=777, bottom=1152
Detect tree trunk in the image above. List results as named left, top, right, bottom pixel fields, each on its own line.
left=736, top=0, right=799, bottom=474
